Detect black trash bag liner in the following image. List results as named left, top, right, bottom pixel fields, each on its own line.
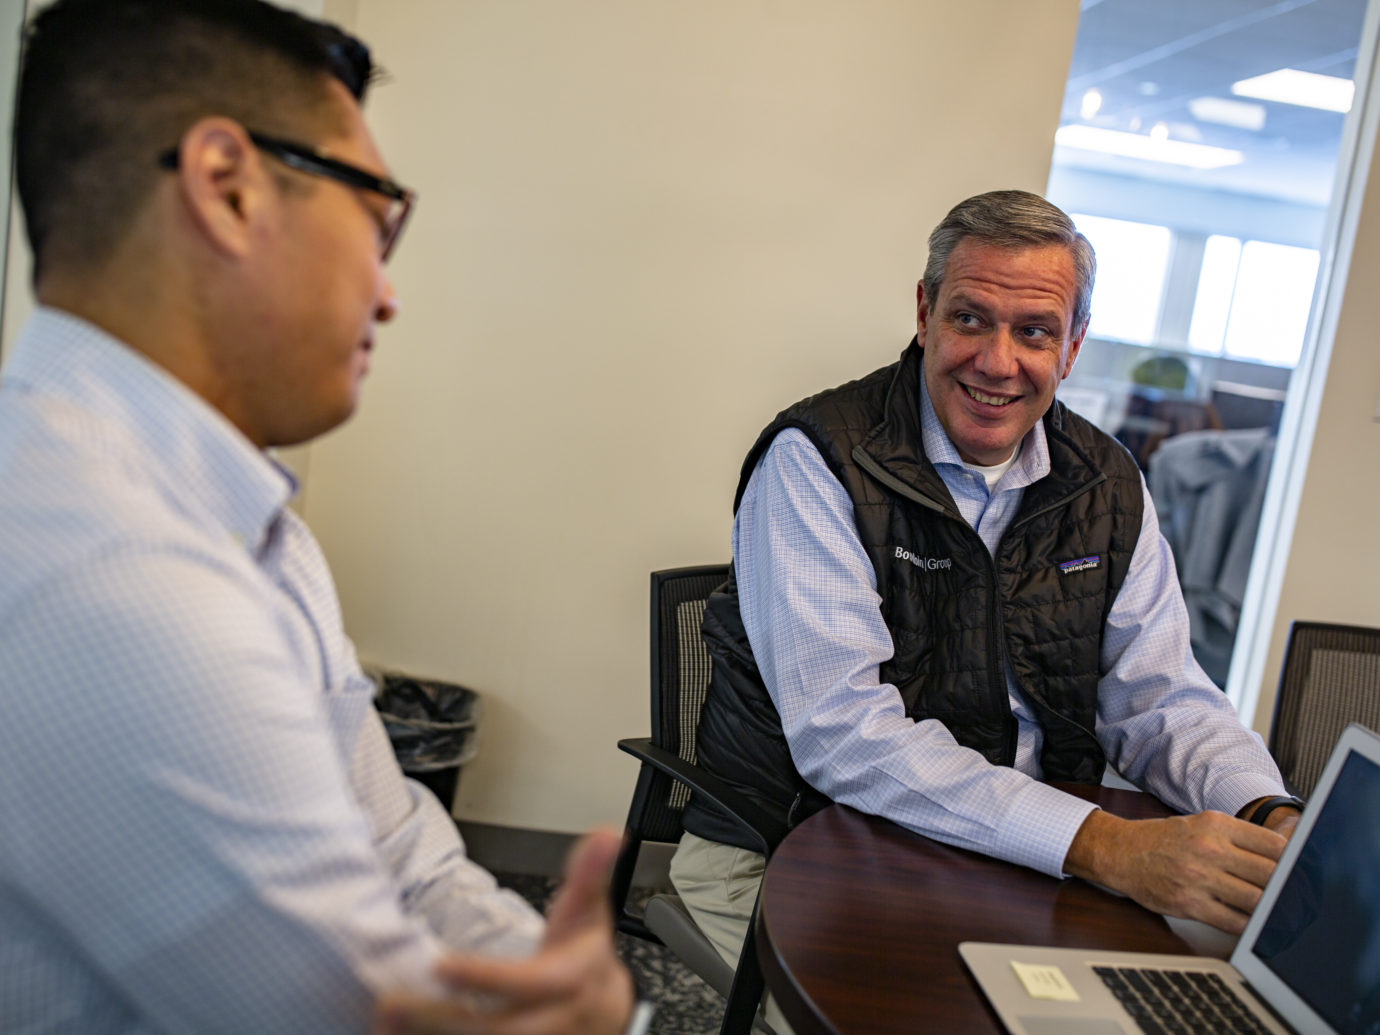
left=370, top=669, right=482, bottom=773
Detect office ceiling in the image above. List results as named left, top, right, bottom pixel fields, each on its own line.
left=1056, top=0, right=1372, bottom=205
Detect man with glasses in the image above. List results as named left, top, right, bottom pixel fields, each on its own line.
left=0, top=1, right=642, bottom=1033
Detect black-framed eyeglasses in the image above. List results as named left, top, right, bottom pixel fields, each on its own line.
left=158, top=131, right=416, bottom=261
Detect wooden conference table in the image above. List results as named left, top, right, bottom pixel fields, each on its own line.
left=756, top=785, right=1233, bottom=1034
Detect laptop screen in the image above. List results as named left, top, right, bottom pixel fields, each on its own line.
left=1249, top=751, right=1380, bottom=1034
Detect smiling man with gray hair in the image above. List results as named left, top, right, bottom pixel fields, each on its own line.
left=670, top=189, right=1300, bottom=1033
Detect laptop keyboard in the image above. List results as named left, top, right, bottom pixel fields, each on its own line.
left=1093, top=966, right=1274, bottom=1035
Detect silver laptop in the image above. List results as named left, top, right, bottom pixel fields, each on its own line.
left=961, top=723, right=1380, bottom=1035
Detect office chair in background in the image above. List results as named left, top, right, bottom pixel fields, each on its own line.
left=1270, top=620, right=1380, bottom=797
left=611, top=565, right=786, bottom=1035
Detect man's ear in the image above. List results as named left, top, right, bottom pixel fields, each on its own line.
left=171, top=118, right=269, bottom=260
left=1062, top=319, right=1088, bottom=379
left=916, top=280, right=930, bottom=338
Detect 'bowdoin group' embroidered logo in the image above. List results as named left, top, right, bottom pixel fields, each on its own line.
left=894, top=546, right=951, bottom=571
left=1059, top=555, right=1101, bottom=575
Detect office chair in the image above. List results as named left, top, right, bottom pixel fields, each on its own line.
left=610, top=565, right=787, bottom=1035
left=1269, top=621, right=1380, bottom=797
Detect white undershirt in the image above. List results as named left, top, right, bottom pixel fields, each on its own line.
left=962, top=447, right=1020, bottom=492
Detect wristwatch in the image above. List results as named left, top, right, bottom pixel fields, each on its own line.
left=1248, top=795, right=1306, bottom=826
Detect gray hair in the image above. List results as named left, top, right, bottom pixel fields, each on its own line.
left=922, top=190, right=1096, bottom=332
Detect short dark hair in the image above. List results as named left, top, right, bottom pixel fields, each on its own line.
left=15, top=0, right=377, bottom=282
left=923, top=190, right=1097, bottom=333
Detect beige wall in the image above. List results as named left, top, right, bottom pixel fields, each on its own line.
left=298, top=0, right=1082, bottom=833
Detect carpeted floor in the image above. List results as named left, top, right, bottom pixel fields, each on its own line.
left=494, top=872, right=727, bottom=1035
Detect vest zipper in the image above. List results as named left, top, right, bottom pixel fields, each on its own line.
left=854, top=445, right=1016, bottom=762
left=1009, top=471, right=1106, bottom=531
left=1000, top=478, right=1108, bottom=775
left=982, top=547, right=1020, bottom=765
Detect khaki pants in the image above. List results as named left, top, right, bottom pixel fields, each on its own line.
left=668, top=832, right=796, bottom=1035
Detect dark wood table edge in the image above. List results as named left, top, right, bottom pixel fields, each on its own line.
left=757, top=900, right=842, bottom=1035
left=754, top=784, right=1181, bottom=1035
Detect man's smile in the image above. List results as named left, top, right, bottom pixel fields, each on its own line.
left=963, top=384, right=1018, bottom=407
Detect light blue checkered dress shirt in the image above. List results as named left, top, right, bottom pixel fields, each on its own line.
left=0, top=309, right=542, bottom=1033
left=734, top=365, right=1286, bottom=878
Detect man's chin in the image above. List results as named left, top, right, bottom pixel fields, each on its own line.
left=953, top=425, right=1023, bottom=467
left=266, top=401, right=360, bottom=450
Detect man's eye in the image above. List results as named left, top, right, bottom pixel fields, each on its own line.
left=1021, top=326, right=1051, bottom=340
left=956, top=312, right=980, bottom=328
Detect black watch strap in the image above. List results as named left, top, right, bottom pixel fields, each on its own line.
left=1249, top=795, right=1306, bottom=826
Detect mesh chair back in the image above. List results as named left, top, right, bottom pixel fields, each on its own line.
left=641, top=564, right=730, bottom=842
left=1270, top=621, right=1380, bottom=797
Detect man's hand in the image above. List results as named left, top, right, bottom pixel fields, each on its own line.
left=1264, top=809, right=1301, bottom=839
left=374, top=828, right=636, bottom=1035
left=1064, top=809, right=1288, bottom=935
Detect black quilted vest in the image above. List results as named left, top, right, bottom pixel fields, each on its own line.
left=682, top=340, right=1145, bottom=849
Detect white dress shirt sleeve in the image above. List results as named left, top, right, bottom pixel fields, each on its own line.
left=1095, top=474, right=1287, bottom=817
left=348, top=698, right=546, bottom=956
left=0, top=540, right=540, bottom=1034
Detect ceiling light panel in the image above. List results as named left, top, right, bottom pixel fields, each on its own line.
left=1188, top=96, right=1267, bottom=131
left=1055, top=124, right=1245, bottom=169
left=1231, top=68, right=1354, bottom=112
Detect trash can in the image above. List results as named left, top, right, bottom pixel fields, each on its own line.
left=370, top=667, right=482, bottom=811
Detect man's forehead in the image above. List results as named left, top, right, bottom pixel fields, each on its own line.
left=938, top=239, right=1076, bottom=312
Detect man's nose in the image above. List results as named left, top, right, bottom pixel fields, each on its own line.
left=376, top=273, right=400, bottom=323
left=975, top=328, right=1019, bottom=378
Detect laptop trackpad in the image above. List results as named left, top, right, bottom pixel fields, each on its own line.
left=1018, top=1019, right=1123, bottom=1035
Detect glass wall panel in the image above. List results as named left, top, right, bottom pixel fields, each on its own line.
left=1073, top=213, right=1173, bottom=345
left=1047, top=0, right=1371, bottom=689
left=1189, top=235, right=1242, bottom=354
left=1222, top=241, right=1321, bottom=366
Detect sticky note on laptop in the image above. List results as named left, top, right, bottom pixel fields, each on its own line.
left=1010, top=961, right=1081, bottom=1001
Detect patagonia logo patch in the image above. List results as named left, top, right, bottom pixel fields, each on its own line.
left=1059, top=555, right=1101, bottom=575
left=894, top=546, right=951, bottom=571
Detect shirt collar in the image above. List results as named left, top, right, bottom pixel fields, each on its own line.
left=915, top=354, right=1051, bottom=490
left=3, top=307, right=295, bottom=554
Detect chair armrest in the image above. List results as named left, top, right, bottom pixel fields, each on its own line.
left=617, top=736, right=788, bottom=856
